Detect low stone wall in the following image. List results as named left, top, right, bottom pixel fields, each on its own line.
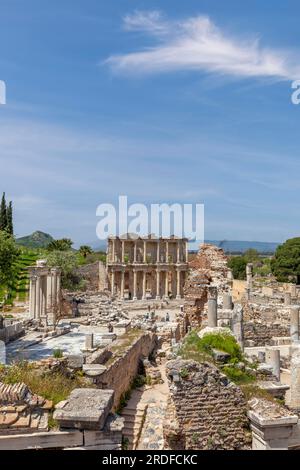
left=163, top=359, right=250, bottom=450
left=88, top=332, right=158, bottom=410
left=0, top=321, right=24, bottom=344
left=244, top=321, right=289, bottom=347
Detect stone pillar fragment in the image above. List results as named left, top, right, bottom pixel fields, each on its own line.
left=284, top=292, right=291, bottom=306
left=231, top=305, right=244, bottom=350
left=290, top=306, right=299, bottom=343
left=85, top=333, right=94, bottom=350
left=223, top=293, right=233, bottom=310
left=207, top=299, right=217, bottom=327
left=266, top=348, right=281, bottom=381
left=246, top=263, right=253, bottom=290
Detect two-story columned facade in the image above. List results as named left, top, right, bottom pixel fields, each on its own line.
left=106, top=235, right=189, bottom=300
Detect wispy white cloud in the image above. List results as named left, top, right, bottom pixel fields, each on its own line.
left=106, top=10, right=300, bottom=80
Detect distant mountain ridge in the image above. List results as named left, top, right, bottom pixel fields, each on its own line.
left=204, top=240, right=279, bottom=254
left=16, top=231, right=54, bottom=249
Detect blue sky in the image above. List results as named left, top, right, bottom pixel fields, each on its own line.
left=1, top=0, right=300, bottom=247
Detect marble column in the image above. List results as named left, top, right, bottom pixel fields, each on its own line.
left=223, top=293, right=233, bottom=310
left=246, top=263, right=253, bottom=290
left=29, top=275, right=37, bottom=319
left=207, top=299, right=217, bottom=327
left=112, top=239, right=115, bottom=262
left=177, top=242, right=180, bottom=263
left=111, top=270, right=115, bottom=296
left=41, top=276, right=47, bottom=319
left=142, top=271, right=147, bottom=299
left=121, top=271, right=125, bottom=299
left=35, top=275, right=41, bottom=322
left=289, top=349, right=300, bottom=409
left=266, top=348, right=281, bottom=381
left=156, top=270, right=160, bottom=300
left=165, top=271, right=169, bottom=298
left=121, top=241, right=125, bottom=263
left=133, top=270, right=137, bottom=300
left=156, top=242, right=160, bottom=263
left=176, top=269, right=181, bottom=299
left=134, top=242, right=137, bottom=263
left=143, top=241, right=147, bottom=263
left=166, top=241, right=169, bottom=263
left=185, top=241, right=189, bottom=263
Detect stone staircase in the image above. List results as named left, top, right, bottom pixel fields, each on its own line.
left=121, top=401, right=148, bottom=450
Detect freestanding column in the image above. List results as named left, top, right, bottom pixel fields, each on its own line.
left=246, top=263, right=253, bottom=290
left=232, top=306, right=244, bottom=350
left=176, top=269, right=181, bottom=299
left=266, top=348, right=281, bottom=381
left=165, top=271, right=169, bottom=298
left=207, top=299, right=217, bottom=327
left=223, top=293, right=233, bottom=310
left=142, top=271, right=146, bottom=299
left=290, top=306, right=300, bottom=343
left=133, top=270, right=137, bottom=300
left=156, top=270, right=160, bottom=299
left=41, top=276, right=47, bottom=323
left=121, top=271, right=125, bottom=299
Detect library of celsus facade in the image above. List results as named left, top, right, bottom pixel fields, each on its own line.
left=106, top=235, right=189, bottom=300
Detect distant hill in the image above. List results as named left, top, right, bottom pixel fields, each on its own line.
left=205, top=240, right=280, bottom=254
left=16, top=231, right=54, bottom=249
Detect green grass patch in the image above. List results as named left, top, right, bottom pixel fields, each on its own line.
left=222, top=365, right=255, bottom=385
left=0, top=362, right=91, bottom=406
left=179, top=330, right=242, bottom=362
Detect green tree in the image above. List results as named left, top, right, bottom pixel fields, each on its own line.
left=47, top=250, right=83, bottom=290
left=6, top=201, right=13, bottom=235
left=271, top=238, right=300, bottom=283
left=244, top=248, right=259, bottom=264
left=228, top=256, right=247, bottom=280
left=0, top=192, right=7, bottom=232
left=0, top=231, right=19, bottom=289
left=47, top=238, right=73, bottom=252
left=79, top=245, right=93, bottom=258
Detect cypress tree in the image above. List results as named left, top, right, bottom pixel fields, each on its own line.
left=6, top=201, right=13, bottom=235
left=0, top=192, right=7, bottom=231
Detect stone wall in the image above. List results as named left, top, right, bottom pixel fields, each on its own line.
left=184, top=244, right=230, bottom=327
left=163, top=359, right=250, bottom=450
left=76, top=261, right=108, bottom=292
left=87, top=332, right=158, bottom=410
left=0, top=321, right=24, bottom=344
left=244, top=321, right=289, bottom=346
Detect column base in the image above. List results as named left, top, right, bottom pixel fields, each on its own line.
left=133, top=296, right=138, bottom=301
left=176, top=295, right=182, bottom=300
left=156, top=296, right=161, bottom=300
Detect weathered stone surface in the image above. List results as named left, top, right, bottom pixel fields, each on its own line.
left=53, top=388, right=114, bottom=430
left=164, top=359, right=250, bottom=450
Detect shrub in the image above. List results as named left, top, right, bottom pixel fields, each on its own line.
left=222, top=366, right=255, bottom=385
left=53, top=349, right=63, bottom=358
